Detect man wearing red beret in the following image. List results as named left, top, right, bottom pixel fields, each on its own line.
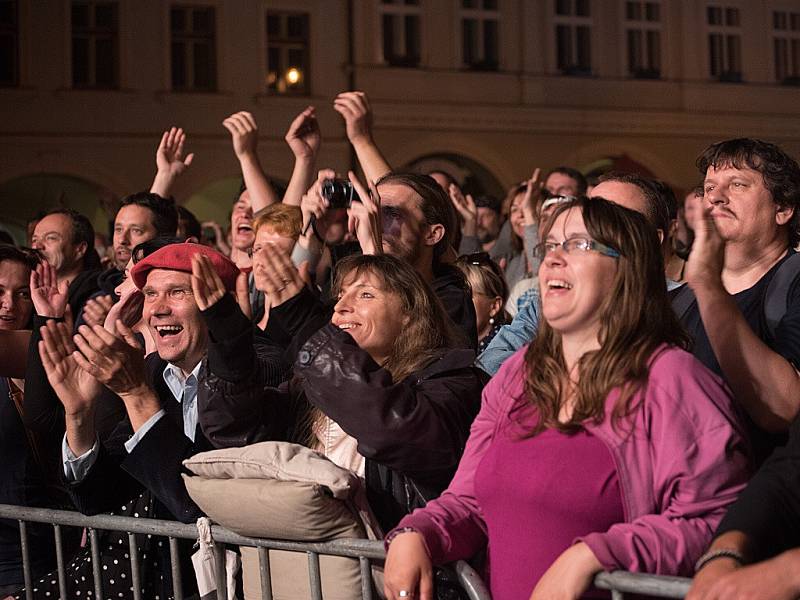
left=37, top=243, right=252, bottom=598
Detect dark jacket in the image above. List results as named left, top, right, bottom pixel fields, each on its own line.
left=431, top=263, right=478, bottom=350
left=199, top=296, right=486, bottom=532
left=65, top=354, right=214, bottom=599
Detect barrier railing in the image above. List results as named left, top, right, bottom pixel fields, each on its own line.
left=0, top=504, right=693, bottom=600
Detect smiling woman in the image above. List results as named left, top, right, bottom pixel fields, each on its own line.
left=198, top=252, right=487, bottom=538
left=383, top=197, right=752, bottom=600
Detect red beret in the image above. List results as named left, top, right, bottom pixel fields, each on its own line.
left=130, top=243, right=240, bottom=291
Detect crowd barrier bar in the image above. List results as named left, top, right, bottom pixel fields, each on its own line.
left=0, top=504, right=693, bottom=599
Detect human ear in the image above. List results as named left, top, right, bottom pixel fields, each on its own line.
left=424, top=223, right=445, bottom=247
left=776, top=204, right=794, bottom=227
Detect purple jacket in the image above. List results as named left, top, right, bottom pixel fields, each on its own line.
left=393, top=345, right=752, bottom=576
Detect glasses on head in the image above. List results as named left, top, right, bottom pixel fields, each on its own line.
left=532, top=237, right=621, bottom=260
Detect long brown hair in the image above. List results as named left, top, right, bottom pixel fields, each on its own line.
left=522, top=196, right=690, bottom=434
left=331, top=254, right=462, bottom=381
left=298, top=254, right=463, bottom=447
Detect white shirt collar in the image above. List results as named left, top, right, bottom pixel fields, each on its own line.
left=162, top=361, right=202, bottom=403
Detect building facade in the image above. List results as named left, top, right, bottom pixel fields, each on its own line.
left=2, top=0, right=800, bottom=238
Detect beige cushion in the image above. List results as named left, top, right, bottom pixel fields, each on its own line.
left=183, top=442, right=359, bottom=499
left=182, top=476, right=365, bottom=541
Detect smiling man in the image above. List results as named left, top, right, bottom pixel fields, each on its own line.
left=677, top=138, right=800, bottom=448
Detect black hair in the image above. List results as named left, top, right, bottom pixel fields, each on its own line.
left=598, top=172, right=672, bottom=235
left=697, top=138, right=800, bottom=246
left=0, top=244, right=41, bottom=270
left=119, top=192, right=179, bottom=237
left=43, top=208, right=98, bottom=269
left=131, top=236, right=186, bottom=264
left=177, top=206, right=202, bottom=241
left=546, top=166, right=589, bottom=196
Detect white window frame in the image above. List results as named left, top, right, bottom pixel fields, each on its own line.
left=458, top=0, right=501, bottom=70
left=552, top=0, right=593, bottom=75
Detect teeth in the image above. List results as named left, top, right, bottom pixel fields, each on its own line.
left=338, top=323, right=358, bottom=330
left=155, top=325, right=183, bottom=335
left=548, top=280, right=573, bottom=290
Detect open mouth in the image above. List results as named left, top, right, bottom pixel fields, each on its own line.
left=337, top=323, right=360, bottom=330
left=236, top=223, right=253, bottom=235
left=155, top=325, right=184, bottom=338
left=547, top=279, right=573, bottom=290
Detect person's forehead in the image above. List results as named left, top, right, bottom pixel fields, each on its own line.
left=547, top=207, right=587, bottom=238
left=0, top=260, right=30, bottom=284
left=116, top=204, right=156, bottom=227
left=545, top=172, right=577, bottom=188
left=34, top=213, right=71, bottom=234
left=590, top=181, right=648, bottom=216
left=255, top=227, right=292, bottom=243
left=705, top=163, right=763, bottom=181
left=144, top=268, right=192, bottom=288
left=377, top=183, right=422, bottom=209
left=341, top=268, right=383, bottom=289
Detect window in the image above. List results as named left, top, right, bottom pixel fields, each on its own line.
left=554, top=0, right=592, bottom=75
left=266, top=12, right=309, bottom=94
left=461, top=0, right=499, bottom=71
left=624, top=1, right=661, bottom=78
left=71, top=1, right=119, bottom=88
left=380, top=0, right=420, bottom=67
left=170, top=5, right=216, bottom=92
left=0, top=0, right=18, bottom=86
left=706, top=5, right=742, bottom=82
left=773, top=10, right=800, bottom=84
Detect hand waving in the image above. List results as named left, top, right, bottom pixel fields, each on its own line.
left=155, top=126, right=194, bottom=179
left=30, top=262, right=69, bottom=319
left=333, top=91, right=374, bottom=145
left=285, top=106, right=321, bottom=160
left=223, top=111, right=259, bottom=159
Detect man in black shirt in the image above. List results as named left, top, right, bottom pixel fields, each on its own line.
left=676, top=138, right=800, bottom=442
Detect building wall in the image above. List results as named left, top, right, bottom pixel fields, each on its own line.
left=2, top=0, right=800, bottom=230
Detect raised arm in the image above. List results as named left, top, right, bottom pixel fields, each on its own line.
left=283, top=106, right=321, bottom=207
left=686, top=197, right=800, bottom=431
left=334, top=91, right=391, bottom=184
left=222, top=111, right=279, bottom=213
left=149, top=127, right=194, bottom=198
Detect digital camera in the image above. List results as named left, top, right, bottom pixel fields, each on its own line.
left=321, top=179, right=360, bottom=209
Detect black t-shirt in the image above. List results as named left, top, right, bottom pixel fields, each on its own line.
left=674, top=251, right=800, bottom=458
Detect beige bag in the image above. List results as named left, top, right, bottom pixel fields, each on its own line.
left=182, top=442, right=376, bottom=600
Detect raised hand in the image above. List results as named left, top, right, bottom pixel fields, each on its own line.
left=72, top=322, right=147, bottom=398
left=39, top=318, right=102, bottom=418
left=685, top=194, right=726, bottom=292
left=252, top=246, right=307, bottom=307
left=333, top=91, right=373, bottom=145
left=346, top=171, right=383, bottom=255
left=82, top=294, right=115, bottom=328
left=30, top=261, right=69, bottom=319
left=285, top=106, right=321, bottom=160
left=448, top=184, right=477, bottom=236
left=156, top=127, right=194, bottom=179
left=191, top=253, right=228, bottom=312
left=523, top=168, right=543, bottom=225
left=223, top=111, right=259, bottom=159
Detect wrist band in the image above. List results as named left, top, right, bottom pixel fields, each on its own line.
left=694, top=548, right=745, bottom=572
left=385, top=527, right=418, bottom=547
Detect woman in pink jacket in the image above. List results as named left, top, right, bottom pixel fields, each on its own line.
left=383, top=197, right=751, bottom=600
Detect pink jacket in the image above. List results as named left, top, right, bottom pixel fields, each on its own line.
left=394, top=345, right=752, bottom=576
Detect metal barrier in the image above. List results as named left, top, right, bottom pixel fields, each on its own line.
left=0, top=503, right=693, bottom=600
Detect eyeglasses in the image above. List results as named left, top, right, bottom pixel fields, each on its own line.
left=532, top=237, right=621, bottom=260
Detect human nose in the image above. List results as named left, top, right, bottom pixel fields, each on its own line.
left=705, top=186, right=725, bottom=206
left=542, top=242, right=567, bottom=266
left=333, top=292, right=353, bottom=315
left=0, top=291, right=12, bottom=310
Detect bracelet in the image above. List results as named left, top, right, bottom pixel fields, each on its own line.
left=385, top=527, right=418, bottom=548
left=694, top=548, right=745, bottom=572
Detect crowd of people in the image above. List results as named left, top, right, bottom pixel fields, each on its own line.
left=1, top=90, right=799, bottom=600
